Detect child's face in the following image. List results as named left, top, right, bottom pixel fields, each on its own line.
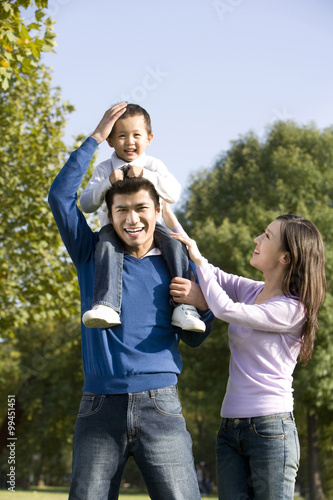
left=108, top=114, right=153, bottom=163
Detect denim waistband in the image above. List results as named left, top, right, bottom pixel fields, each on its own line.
left=221, top=412, right=294, bottom=426
left=101, top=384, right=177, bottom=397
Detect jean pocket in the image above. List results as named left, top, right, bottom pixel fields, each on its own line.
left=217, top=419, right=227, bottom=437
left=253, top=417, right=284, bottom=440
left=78, top=392, right=106, bottom=417
left=283, top=417, right=301, bottom=465
left=151, top=389, right=183, bottom=417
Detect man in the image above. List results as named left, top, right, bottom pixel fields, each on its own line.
left=48, top=102, right=214, bottom=500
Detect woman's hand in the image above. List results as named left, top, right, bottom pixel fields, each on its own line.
left=170, top=232, right=205, bottom=267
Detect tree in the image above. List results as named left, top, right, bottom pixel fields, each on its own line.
left=177, top=121, right=333, bottom=498
left=0, top=319, right=83, bottom=486
left=0, top=2, right=104, bottom=488
left=0, top=64, right=80, bottom=337
left=0, top=55, right=102, bottom=487
left=0, top=0, right=56, bottom=90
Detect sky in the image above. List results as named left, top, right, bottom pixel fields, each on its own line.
left=33, top=0, right=333, bottom=198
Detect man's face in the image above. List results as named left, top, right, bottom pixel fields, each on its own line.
left=108, top=115, right=153, bottom=163
left=109, top=189, right=160, bottom=258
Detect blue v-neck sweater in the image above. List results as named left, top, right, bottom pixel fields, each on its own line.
left=48, top=137, right=214, bottom=394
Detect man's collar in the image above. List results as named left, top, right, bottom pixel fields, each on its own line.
left=143, top=247, right=161, bottom=258
left=125, top=247, right=162, bottom=259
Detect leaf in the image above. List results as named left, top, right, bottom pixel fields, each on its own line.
left=1, top=77, right=9, bottom=90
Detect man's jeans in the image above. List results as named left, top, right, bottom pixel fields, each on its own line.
left=92, top=223, right=192, bottom=312
left=69, top=386, right=201, bottom=500
left=216, top=412, right=300, bottom=500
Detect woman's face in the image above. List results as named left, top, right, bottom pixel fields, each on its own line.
left=250, top=220, right=287, bottom=273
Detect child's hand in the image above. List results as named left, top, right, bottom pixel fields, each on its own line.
left=110, top=169, right=124, bottom=184
left=127, top=165, right=143, bottom=178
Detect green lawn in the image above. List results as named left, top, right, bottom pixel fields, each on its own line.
left=0, top=487, right=217, bottom=499
left=0, top=486, right=304, bottom=499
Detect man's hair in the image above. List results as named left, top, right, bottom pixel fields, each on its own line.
left=109, top=103, right=152, bottom=137
left=105, top=176, right=160, bottom=214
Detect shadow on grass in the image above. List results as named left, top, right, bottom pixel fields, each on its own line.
left=24, top=487, right=69, bottom=494
left=27, top=486, right=149, bottom=495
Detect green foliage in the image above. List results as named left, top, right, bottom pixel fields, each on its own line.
left=0, top=44, right=102, bottom=486
left=0, top=319, right=83, bottom=483
left=0, top=0, right=56, bottom=90
left=0, top=64, right=79, bottom=337
left=178, top=120, right=333, bottom=492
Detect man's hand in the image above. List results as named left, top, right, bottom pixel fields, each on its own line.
left=91, top=102, right=127, bottom=144
left=170, top=276, right=208, bottom=311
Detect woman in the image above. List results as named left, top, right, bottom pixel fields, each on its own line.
left=165, top=207, right=326, bottom=500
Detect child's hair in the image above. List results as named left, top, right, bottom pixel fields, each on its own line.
left=108, top=103, right=152, bottom=137
left=277, top=214, right=326, bottom=364
left=105, top=176, right=160, bottom=214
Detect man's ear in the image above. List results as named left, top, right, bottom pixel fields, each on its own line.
left=108, top=211, right=113, bottom=225
left=155, top=202, right=161, bottom=218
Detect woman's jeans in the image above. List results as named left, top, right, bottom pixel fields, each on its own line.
left=68, top=386, right=201, bottom=500
left=216, top=412, right=300, bottom=500
left=93, top=222, right=192, bottom=312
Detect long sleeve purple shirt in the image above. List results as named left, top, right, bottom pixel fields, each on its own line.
left=196, top=260, right=305, bottom=418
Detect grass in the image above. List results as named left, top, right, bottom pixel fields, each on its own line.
left=0, top=486, right=217, bottom=499
left=0, top=486, right=304, bottom=499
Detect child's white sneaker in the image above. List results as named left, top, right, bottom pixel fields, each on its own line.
left=82, top=305, right=121, bottom=328
left=171, top=304, right=206, bottom=332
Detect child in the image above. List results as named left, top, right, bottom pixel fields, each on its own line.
left=80, top=103, right=206, bottom=332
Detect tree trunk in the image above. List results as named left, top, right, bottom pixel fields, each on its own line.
left=307, top=410, right=325, bottom=500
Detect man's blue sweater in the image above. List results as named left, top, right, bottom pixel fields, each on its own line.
left=48, top=137, right=214, bottom=394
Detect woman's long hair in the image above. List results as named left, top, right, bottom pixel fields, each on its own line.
left=277, top=214, right=326, bottom=364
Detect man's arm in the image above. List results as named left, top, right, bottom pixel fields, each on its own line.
left=79, top=102, right=128, bottom=213
left=48, top=137, right=99, bottom=265
left=48, top=103, right=127, bottom=263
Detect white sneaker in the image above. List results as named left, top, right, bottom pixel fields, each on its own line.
left=82, top=305, right=121, bottom=328
left=171, top=304, right=206, bottom=332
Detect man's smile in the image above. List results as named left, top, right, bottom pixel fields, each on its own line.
left=124, top=227, right=144, bottom=237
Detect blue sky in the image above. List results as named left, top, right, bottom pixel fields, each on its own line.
left=37, top=0, right=333, bottom=198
